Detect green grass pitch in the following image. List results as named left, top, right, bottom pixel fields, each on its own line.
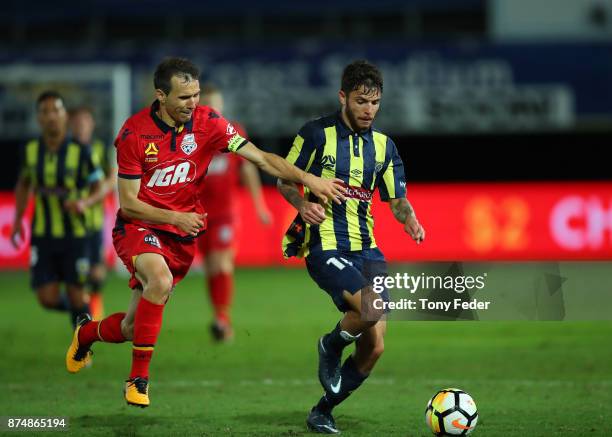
left=1, top=267, right=611, bottom=436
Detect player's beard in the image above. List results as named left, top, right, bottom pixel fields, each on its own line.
left=44, top=123, right=65, bottom=139
left=344, top=104, right=369, bottom=133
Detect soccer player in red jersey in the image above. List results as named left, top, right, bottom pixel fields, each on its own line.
left=65, top=57, right=345, bottom=408
left=197, top=84, right=271, bottom=341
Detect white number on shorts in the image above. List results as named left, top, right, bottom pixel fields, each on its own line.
left=326, top=257, right=353, bottom=270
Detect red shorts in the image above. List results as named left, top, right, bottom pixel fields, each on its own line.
left=197, top=218, right=235, bottom=255
left=113, top=221, right=196, bottom=290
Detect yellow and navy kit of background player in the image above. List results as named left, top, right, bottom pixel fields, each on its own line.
left=282, top=111, right=406, bottom=258
left=19, top=137, right=103, bottom=241
left=84, top=138, right=115, bottom=233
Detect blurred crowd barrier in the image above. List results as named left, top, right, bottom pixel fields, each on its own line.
left=1, top=182, right=611, bottom=269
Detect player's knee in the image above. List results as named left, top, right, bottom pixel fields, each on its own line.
left=208, top=253, right=234, bottom=275
left=219, top=257, right=234, bottom=274
left=215, top=263, right=233, bottom=275
left=89, top=265, right=106, bottom=283
left=37, top=293, right=58, bottom=309
left=145, top=271, right=174, bottom=301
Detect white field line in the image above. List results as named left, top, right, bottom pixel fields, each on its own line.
left=4, top=378, right=612, bottom=390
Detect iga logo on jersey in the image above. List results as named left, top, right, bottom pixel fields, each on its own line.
left=226, top=124, right=236, bottom=135
left=144, top=158, right=197, bottom=195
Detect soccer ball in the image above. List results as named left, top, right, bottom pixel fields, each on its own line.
left=425, top=388, right=478, bottom=435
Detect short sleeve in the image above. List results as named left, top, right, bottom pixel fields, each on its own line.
left=114, top=122, right=142, bottom=179
left=285, top=123, right=318, bottom=172
left=95, top=140, right=116, bottom=174
left=207, top=110, right=248, bottom=154
left=378, top=138, right=407, bottom=201
left=17, top=143, right=29, bottom=180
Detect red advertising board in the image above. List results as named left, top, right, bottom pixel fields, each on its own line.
left=1, top=182, right=611, bottom=270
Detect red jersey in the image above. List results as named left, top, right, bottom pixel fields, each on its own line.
left=200, top=121, right=247, bottom=220
left=114, top=101, right=248, bottom=237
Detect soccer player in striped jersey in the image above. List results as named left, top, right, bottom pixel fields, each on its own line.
left=278, top=60, right=425, bottom=434
left=11, top=91, right=105, bottom=328
left=70, top=106, right=118, bottom=320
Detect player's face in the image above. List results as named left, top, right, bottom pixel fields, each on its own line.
left=162, top=76, right=201, bottom=125
left=340, top=85, right=381, bottom=132
left=70, top=111, right=95, bottom=144
left=37, top=97, right=67, bottom=137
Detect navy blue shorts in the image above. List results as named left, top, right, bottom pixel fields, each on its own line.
left=87, top=229, right=104, bottom=266
left=30, top=238, right=90, bottom=289
left=306, top=248, right=389, bottom=312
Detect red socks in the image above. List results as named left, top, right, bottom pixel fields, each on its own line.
left=130, top=297, right=165, bottom=379
left=76, top=297, right=165, bottom=380
left=208, top=272, right=233, bottom=324
left=78, top=312, right=127, bottom=345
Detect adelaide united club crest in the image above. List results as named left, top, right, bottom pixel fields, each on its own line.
left=180, top=133, right=198, bottom=155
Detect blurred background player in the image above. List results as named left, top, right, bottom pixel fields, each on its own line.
left=11, top=91, right=104, bottom=328
left=198, top=84, right=272, bottom=341
left=278, top=60, right=425, bottom=434
left=69, top=106, right=118, bottom=320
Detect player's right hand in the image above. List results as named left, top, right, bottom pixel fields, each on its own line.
left=405, top=215, right=425, bottom=245
left=10, top=220, right=24, bottom=249
left=299, top=201, right=327, bottom=225
left=304, top=174, right=346, bottom=205
left=173, top=212, right=206, bottom=236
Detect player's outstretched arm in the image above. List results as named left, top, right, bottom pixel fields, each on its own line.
left=118, top=177, right=205, bottom=236
left=11, top=174, right=32, bottom=248
left=236, top=142, right=345, bottom=205
left=277, top=178, right=327, bottom=225
left=388, top=197, right=425, bottom=244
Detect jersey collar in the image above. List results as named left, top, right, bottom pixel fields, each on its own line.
left=335, top=111, right=371, bottom=142
left=149, top=100, right=194, bottom=134
left=40, top=135, right=70, bottom=153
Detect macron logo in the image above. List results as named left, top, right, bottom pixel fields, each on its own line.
left=147, top=162, right=191, bottom=187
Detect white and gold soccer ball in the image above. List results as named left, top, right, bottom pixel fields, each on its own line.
left=425, top=388, right=478, bottom=435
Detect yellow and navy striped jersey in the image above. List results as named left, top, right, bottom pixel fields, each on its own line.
left=85, top=138, right=115, bottom=231
left=19, top=137, right=103, bottom=240
left=282, top=112, right=406, bottom=258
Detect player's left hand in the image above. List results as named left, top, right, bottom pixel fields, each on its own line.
left=64, top=199, right=87, bottom=214
left=10, top=220, right=24, bottom=249
left=305, top=174, right=346, bottom=205
left=405, top=215, right=425, bottom=244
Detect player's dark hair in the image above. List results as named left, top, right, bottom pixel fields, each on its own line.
left=36, top=90, right=64, bottom=110
left=341, top=60, right=383, bottom=95
left=68, top=105, right=94, bottom=118
left=154, top=57, right=200, bottom=95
